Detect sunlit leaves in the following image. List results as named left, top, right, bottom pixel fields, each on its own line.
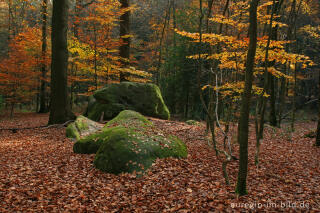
left=0, top=27, right=47, bottom=104
left=299, top=25, right=320, bottom=39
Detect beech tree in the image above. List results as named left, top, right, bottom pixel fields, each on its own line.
left=235, top=0, right=259, bottom=196
left=48, top=0, right=74, bottom=124
left=38, top=0, right=49, bottom=113
left=316, top=70, right=320, bottom=146
left=119, top=0, right=130, bottom=82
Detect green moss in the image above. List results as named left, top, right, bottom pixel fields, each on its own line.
left=72, top=110, right=187, bottom=175
left=66, top=115, right=102, bottom=141
left=105, top=110, right=152, bottom=128
left=94, top=127, right=186, bottom=175
left=185, top=120, right=200, bottom=125
left=66, top=123, right=80, bottom=140
left=93, top=110, right=187, bottom=175
left=156, top=135, right=188, bottom=158
left=304, top=130, right=316, bottom=138
left=94, top=127, right=155, bottom=174
left=75, top=116, right=89, bottom=130
left=87, top=102, right=108, bottom=121
left=73, top=126, right=123, bottom=154
left=86, top=82, right=170, bottom=121
left=151, top=84, right=170, bottom=120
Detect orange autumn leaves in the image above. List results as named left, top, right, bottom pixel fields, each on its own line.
left=175, top=0, right=315, bottom=99
left=0, top=28, right=49, bottom=104
left=0, top=0, right=151, bottom=106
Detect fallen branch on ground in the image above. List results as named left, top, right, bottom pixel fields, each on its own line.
left=0, top=120, right=74, bottom=133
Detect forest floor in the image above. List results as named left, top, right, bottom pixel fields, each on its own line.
left=0, top=112, right=319, bottom=212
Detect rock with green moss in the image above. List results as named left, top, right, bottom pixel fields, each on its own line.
left=85, top=82, right=170, bottom=121
left=66, top=115, right=103, bottom=141
left=304, top=130, right=316, bottom=138
left=74, top=110, right=153, bottom=154
left=73, top=126, right=122, bottom=154
left=185, top=120, right=200, bottom=125
left=105, top=109, right=152, bottom=127
left=92, top=110, right=187, bottom=175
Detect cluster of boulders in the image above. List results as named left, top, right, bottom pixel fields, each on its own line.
left=66, top=83, right=187, bottom=176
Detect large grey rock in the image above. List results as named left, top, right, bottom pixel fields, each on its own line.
left=66, top=115, right=103, bottom=141
left=84, top=82, right=170, bottom=121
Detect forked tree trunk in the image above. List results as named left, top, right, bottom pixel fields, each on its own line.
left=48, top=0, right=74, bottom=124
left=235, top=0, right=259, bottom=196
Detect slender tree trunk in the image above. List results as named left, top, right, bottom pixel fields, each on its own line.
left=48, top=0, right=75, bottom=125
left=39, top=0, right=48, bottom=113
left=268, top=20, right=280, bottom=127
left=278, top=63, right=287, bottom=126
left=278, top=0, right=295, bottom=126
left=205, top=0, right=229, bottom=137
left=269, top=74, right=277, bottom=126
left=8, top=0, right=12, bottom=43
left=235, top=0, right=259, bottom=196
left=10, top=103, right=14, bottom=118
left=171, top=0, right=177, bottom=114
left=255, top=0, right=284, bottom=165
left=156, top=0, right=171, bottom=85
left=119, top=0, right=130, bottom=82
left=316, top=69, right=320, bottom=146
left=93, top=25, right=98, bottom=90
left=291, top=63, right=297, bottom=132
left=205, top=0, right=214, bottom=32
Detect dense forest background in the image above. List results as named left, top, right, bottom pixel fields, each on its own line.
left=0, top=0, right=318, bottom=122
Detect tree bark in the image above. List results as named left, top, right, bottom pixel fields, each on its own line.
left=48, top=0, right=75, bottom=124
left=291, top=63, right=297, bottom=132
left=39, top=0, right=48, bottom=113
left=235, top=0, right=259, bottom=196
left=119, top=0, right=130, bottom=82
left=316, top=69, right=320, bottom=146
left=278, top=0, right=295, bottom=126
left=269, top=73, right=277, bottom=126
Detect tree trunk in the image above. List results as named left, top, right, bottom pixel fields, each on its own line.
left=316, top=69, right=320, bottom=146
left=119, top=0, right=130, bottom=82
left=269, top=74, right=277, bottom=126
left=235, top=0, right=259, bottom=196
left=8, top=0, right=12, bottom=43
left=278, top=63, right=287, bottom=126
left=155, top=0, right=171, bottom=85
left=10, top=103, right=14, bottom=118
left=38, top=0, right=48, bottom=113
left=48, top=0, right=75, bottom=125
left=291, top=63, right=297, bottom=132
left=279, top=0, right=296, bottom=126
left=268, top=19, right=280, bottom=127
left=93, top=25, right=98, bottom=90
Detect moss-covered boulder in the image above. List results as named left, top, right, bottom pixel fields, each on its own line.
left=66, top=115, right=103, bottom=141
left=185, top=120, right=201, bottom=125
left=304, top=129, right=316, bottom=138
left=92, top=110, right=187, bottom=175
left=73, top=126, right=122, bottom=154
left=85, top=82, right=170, bottom=121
